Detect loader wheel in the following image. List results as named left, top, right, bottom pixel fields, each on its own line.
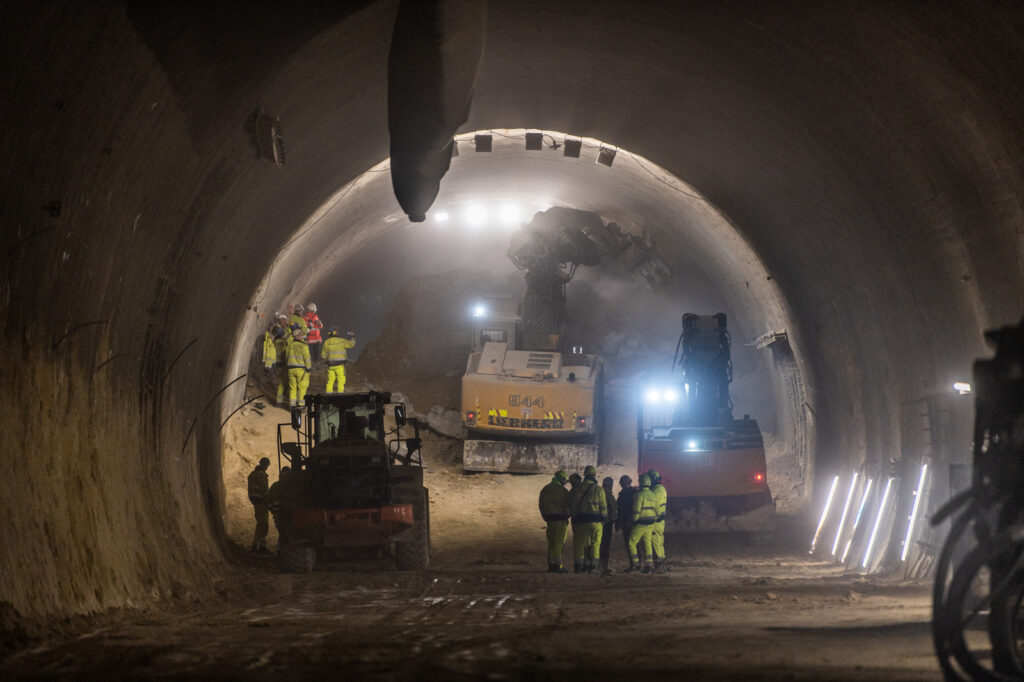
left=396, top=491, right=430, bottom=570
left=279, top=542, right=316, bottom=573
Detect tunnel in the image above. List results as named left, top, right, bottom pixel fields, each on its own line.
left=2, top=1, right=1023, bottom=678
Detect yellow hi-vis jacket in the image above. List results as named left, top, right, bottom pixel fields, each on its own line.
left=632, top=486, right=659, bottom=525
left=322, top=336, right=356, bottom=366
left=288, top=314, right=308, bottom=335
left=273, top=337, right=289, bottom=366
left=570, top=478, right=608, bottom=523
left=539, top=479, right=570, bottom=522
left=652, top=482, right=668, bottom=522
left=262, top=331, right=276, bottom=368
left=286, top=338, right=311, bottom=370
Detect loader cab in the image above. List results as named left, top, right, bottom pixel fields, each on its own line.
left=313, top=400, right=384, bottom=445
left=469, top=297, right=521, bottom=352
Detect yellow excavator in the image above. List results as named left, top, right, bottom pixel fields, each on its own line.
left=461, top=207, right=670, bottom=473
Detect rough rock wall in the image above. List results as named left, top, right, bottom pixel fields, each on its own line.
left=0, top=3, right=224, bottom=626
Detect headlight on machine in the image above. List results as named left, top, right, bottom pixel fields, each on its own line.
left=644, top=386, right=680, bottom=404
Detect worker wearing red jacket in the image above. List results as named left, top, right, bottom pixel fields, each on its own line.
left=302, top=303, right=324, bottom=364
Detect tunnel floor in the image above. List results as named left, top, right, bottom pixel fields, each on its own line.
left=2, top=538, right=935, bottom=680
left=3, top=398, right=940, bottom=679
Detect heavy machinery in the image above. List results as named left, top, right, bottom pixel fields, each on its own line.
left=271, top=391, right=430, bottom=572
left=461, top=207, right=670, bottom=473
left=638, top=313, right=776, bottom=532
left=931, top=317, right=1024, bottom=680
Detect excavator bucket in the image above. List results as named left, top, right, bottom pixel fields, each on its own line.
left=463, top=440, right=597, bottom=473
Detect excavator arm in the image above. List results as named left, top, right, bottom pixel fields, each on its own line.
left=508, top=207, right=671, bottom=350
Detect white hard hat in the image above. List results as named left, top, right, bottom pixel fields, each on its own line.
left=307, top=303, right=317, bottom=313
left=292, top=328, right=303, bottom=338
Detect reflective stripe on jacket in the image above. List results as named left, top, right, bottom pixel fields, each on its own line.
left=322, top=336, right=355, bottom=366
left=632, top=487, right=659, bottom=525
left=286, top=339, right=311, bottom=370
left=302, top=312, right=323, bottom=344
left=539, top=479, right=570, bottom=522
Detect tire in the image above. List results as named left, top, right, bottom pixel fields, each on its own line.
left=279, top=542, right=316, bottom=573
left=396, top=490, right=430, bottom=570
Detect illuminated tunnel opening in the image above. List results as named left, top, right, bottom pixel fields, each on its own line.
left=221, top=129, right=815, bottom=549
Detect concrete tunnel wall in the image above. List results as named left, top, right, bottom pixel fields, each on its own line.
left=1, top=0, right=1022, bottom=628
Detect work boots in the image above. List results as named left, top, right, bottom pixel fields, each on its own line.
left=626, top=556, right=639, bottom=573
left=573, top=562, right=583, bottom=574
left=599, top=557, right=614, bottom=576
left=547, top=564, right=568, bottom=573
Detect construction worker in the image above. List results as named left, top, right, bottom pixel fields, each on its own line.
left=273, top=327, right=290, bottom=406
left=286, top=328, right=312, bottom=408
left=288, top=304, right=308, bottom=336
left=322, top=328, right=356, bottom=394
left=538, top=470, right=571, bottom=572
left=617, top=475, right=637, bottom=562
left=248, top=457, right=271, bottom=553
left=266, top=465, right=291, bottom=544
left=261, top=324, right=277, bottom=372
left=648, top=468, right=669, bottom=573
left=273, top=312, right=290, bottom=337
left=569, top=465, right=607, bottom=573
left=627, top=474, right=658, bottom=572
left=302, top=303, right=324, bottom=364
left=598, top=476, right=618, bottom=574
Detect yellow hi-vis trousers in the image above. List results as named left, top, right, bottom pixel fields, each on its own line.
left=628, top=522, right=654, bottom=563
left=288, top=368, right=310, bottom=407
left=572, top=521, right=603, bottom=564
left=276, top=366, right=288, bottom=404
left=546, top=520, right=568, bottom=566
left=326, top=364, right=347, bottom=393
left=652, top=520, right=666, bottom=559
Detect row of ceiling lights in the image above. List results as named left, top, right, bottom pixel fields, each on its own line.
left=462, top=131, right=618, bottom=166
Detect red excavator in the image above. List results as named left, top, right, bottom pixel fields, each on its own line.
left=637, top=313, right=775, bottom=532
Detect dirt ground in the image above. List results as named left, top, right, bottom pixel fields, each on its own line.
left=1, top=392, right=943, bottom=680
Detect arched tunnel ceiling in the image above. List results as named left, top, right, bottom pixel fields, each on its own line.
left=1, top=0, right=1022, bottom=626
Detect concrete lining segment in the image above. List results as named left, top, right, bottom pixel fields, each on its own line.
left=0, top=0, right=1021, bottom=627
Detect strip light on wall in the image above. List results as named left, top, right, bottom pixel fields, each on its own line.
left=900, top=464, right=929, bottom=562
left=862, top=477, right=894, bottom=569
left=809, top=475, right=840, bottom=554
left=831, top=472, right=859, bottom=557
left=841, top=478, right=873, bottom=563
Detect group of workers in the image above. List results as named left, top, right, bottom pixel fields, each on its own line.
left=539, top=466, right=668, bottom=574
left=261, top=303, right=357, bottom=408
